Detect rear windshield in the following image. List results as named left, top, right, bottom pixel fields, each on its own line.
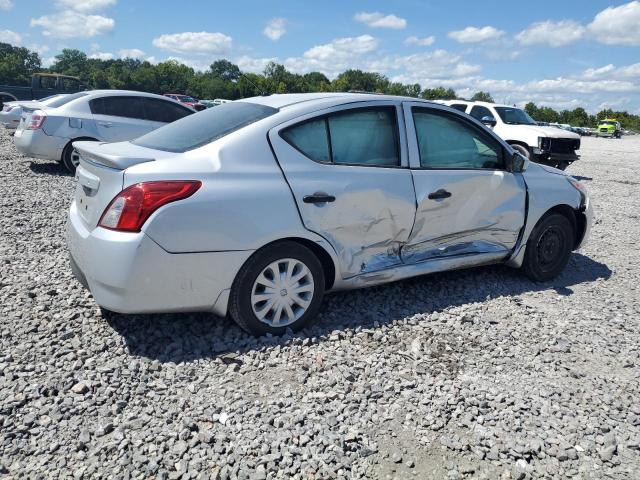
left=132, top=101, right=278, bottom=152
left=47, top=92, right=88, bottom=108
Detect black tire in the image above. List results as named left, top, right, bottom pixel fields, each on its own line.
left=556, top=161, right=569, bottom=171
left=510, top=144, right=531, bottom=159
left=62, top=142, right=82, bottom=173
left=522, top=213, right=575, bottom=282
left=229, top=241, right=325, bottom=336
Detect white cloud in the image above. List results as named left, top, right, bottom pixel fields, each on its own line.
left=588, top=1, right=640, bottom=46
left=55, top=0, right=116, bottom=12
left=404, top=35, right=435, bottom=46
left=0, top=29, right=21, bottom=45
left=0, top=0, right=13, bottom=11
left=118, top=48, right=145, bottom=59
left=263, top=18, right=286, bottom=41
left=89, top=52, right=114, bottom=60
left=30, top=11, right=115, bottom=38
left=448, top=26, right=504, bottom=43
left=355, top=12, right=407, bottom=30
left=304, top=35, right=378, bottom=62
left=152, top=32, right=232, bottom=55
left=235, top=55, right=278, bottom=73
left=516, top=20, right=585, bottom=47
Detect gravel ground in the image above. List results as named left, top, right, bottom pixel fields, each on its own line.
left=1, top=128, right=639, bottom=480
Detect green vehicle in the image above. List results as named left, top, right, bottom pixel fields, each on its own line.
left=597, top=118, right=622, bottom=138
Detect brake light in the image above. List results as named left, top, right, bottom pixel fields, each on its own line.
left=98, top=181, right=201, bottom=232
left=26, top=110, right=47, bottom=130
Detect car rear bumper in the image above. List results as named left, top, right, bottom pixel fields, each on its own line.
left=13, top=128, right=66, bottom=161
left=67, top=201, right=252, bottom=316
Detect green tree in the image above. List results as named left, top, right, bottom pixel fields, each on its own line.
left=420, top=86, right=457, bottom=100
left=331, top=69, right=389, bottom=93
left=0, top=42, right=42, bottom=85
left=210, top=59, right=241, bottom=82
left=470, top=91, right=494, bottom=103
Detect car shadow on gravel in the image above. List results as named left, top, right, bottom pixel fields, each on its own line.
left=105, top=252, right=611, bottom=362
left=28, top=161, right=72, bottom=176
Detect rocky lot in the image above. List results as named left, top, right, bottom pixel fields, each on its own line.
left=0, top=128, right=639, bottom=480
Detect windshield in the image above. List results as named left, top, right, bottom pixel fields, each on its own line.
left=177, top=95, right=196, bottom=103
left=600, top=121, right=616, bottom=126
left=132, top=101, right=278, bottom=153
left=46, top=92, right=88, bottom=108
left=494, top=107, right=536, bottom=125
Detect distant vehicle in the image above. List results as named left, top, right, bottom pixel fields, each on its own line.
left=67, top=93, right=592, bottom=336
left=13, top=90, right=195, bottom=172
left=0, top=94, right=67, bottom=133
left=163, top=94, right=206, bottom=111
left=199, top=98, right=232, bottom=108
left=439, top=100, right=580, bottom=170
left=0, top=73, right=84, bottom=110
left=597, top=119, right=622, bottom=138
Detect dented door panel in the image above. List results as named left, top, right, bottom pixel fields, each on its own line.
left=404, top=170, right=526, bottom=263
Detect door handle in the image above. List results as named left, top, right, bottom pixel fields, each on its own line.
left=98, top=122, right=113, bottom=128
left=303, top=192, right=336, bottom=204
left=428, top=189, right=452, bottom=200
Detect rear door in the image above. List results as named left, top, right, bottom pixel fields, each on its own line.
left=269, top=101, right=417, bottom=278
left=89, top=96, right=156, bottom=142
left=402, top=102, right=526, bottom=263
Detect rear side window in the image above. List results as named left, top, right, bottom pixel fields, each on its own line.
left=450, top=104, right=468, bottom=112
left=132, top=101, right=278, bottom=153
left=281, top=106, right=399, bottom=167
left=90, top=96, right=146, bottom=120
left=144, top=98, right=193, bottom=123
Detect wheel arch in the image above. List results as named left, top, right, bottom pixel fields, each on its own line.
left=542, top=204, right=587, bottom=250
left=62, top=137, right=99, bottom=161
left=506, top=140, right=531, bottom=150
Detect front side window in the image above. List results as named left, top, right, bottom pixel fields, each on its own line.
left=60, top=77, right=80, bottom=92
left=281, top=106, right=400, bottom=167
left=412, top=108, right=502, bottom=170
left=469, top=105, right=494, bottom=121
left=90, top=96, right=146, bottom=120
left=144, top=98, right=193, bottom=123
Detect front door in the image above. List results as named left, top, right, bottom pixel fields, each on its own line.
left=402, top=102, right=526, bottom=264
left=269, top=102, right=416, bottom=278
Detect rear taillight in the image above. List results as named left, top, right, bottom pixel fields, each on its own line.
left=98, top=181, right=202, bottom=232
left=26, top=110, right=47, bottom=130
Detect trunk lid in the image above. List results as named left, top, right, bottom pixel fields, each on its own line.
left=73, top=140, right=170, bottom=229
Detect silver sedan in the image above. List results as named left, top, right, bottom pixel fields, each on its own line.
left=0, top=94, right=67, bottom=132
left=67, top=93, right=593, bottom=336
left=13, top=90, right=194, bottom=172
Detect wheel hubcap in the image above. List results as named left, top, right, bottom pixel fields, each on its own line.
left=70, top=150, right=80, bottom=167
left=251, top=258, right=314, bottom=327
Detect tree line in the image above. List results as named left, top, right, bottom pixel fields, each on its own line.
left=1, top=42, right=638, bottom=131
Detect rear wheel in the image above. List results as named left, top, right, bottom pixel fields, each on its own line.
left=522, top=213, right=574, bottom=282
left=62, top=142, right=82, bottom=173
left=229, top=241, right=325, bottom=336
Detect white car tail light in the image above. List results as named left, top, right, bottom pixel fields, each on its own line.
left=98, top=181, right=202, bottom=232
left=26, top=110, right=47, bottom=130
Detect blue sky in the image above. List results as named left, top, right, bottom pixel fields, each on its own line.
left=1, top=0, right=639, bottom=112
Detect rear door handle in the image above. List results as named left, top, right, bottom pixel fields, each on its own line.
left=98, top=122, right=113, bottom=128
left=428, top=189, right=452, bottom=200
left=303, top=192, right=336, bottom=204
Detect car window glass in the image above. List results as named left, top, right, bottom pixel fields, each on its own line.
left=132, top=101, right=278, bottom=153
left=60, top=78, right=79, bottom=92
left=92, top=96, right=146, bottom=120
left=281, top=118, right=330, bottom=162
left=144, top=98, right=193, bottom=123
left=450, top=104, right=468, bottom=112
left=327, top=108, right=399, bottom=167
left=412, top=109, right=502, bottom=169
left=46, top=92, right=88, bottom=108
left=469, top=105, right=493, bottom=121
left=39, top=76, right=57, bottom=89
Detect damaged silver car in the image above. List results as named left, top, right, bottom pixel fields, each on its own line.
left=67, top=93, right=593, bottom=336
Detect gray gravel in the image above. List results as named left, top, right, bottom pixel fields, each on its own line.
left=1, top=128, right=639, bottom=479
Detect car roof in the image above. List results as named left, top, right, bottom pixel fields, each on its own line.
left=239, top=92, right=438, bottom=109
left=84, top=90, right=179, bottom=100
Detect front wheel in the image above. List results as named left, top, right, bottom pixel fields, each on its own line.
left=510, top=144, right=531, bottom=159
left=522, top=213, right=575, bottom=282
left=228, top=241, right=325, bottom=336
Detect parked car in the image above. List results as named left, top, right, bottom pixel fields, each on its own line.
left=0, top=73, right=84, bottom=110
left=0, top=94, right=67, bottom=133
left=163, top=94, right=206, bottom=111
left=596, top=118, right=622, bottom=138
left=67, top=93, right=593, bottom=336
left=439, top=101, right=581, bottom=170
left=199, top=98, right=232, bottom=108
left=13, top=90, right=194, bottom=172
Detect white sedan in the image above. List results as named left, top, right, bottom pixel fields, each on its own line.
left=67, top=93, right=593, bottom=336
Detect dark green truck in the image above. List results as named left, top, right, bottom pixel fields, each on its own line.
left=0, top=73, right=84, bottom=109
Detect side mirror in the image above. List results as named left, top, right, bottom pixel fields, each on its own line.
left=481, top=116, right=497, bottom=127
left=507, top=151, right=529, bottom=173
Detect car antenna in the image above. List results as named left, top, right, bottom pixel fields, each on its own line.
left=239, top=72, right=270, bottom=97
